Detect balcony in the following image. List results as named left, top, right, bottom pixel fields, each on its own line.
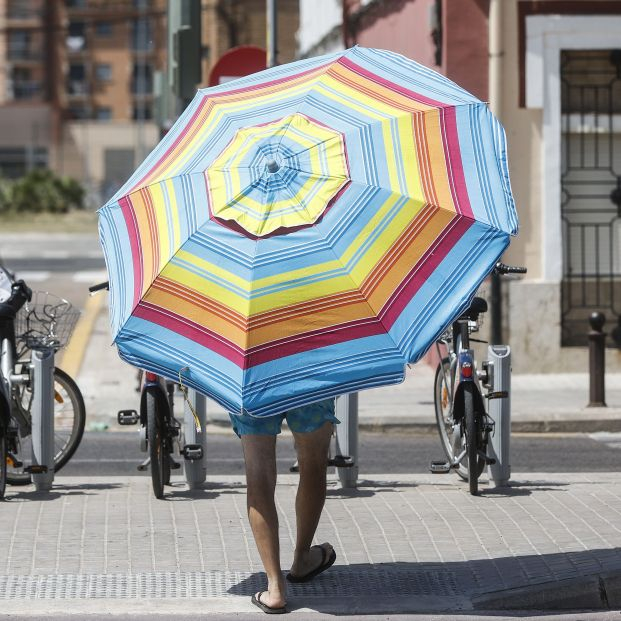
left=6, top=1, right=43, bottom=22
left=12, top=80, right=44, bottom=100
left=7, top=46, right=42, bottom=62
left=66, top=80, right=89, bottom=98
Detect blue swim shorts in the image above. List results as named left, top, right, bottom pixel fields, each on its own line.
left=229, top=399, right=339, bottom=437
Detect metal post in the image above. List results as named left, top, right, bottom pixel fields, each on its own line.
left=588, top=312, right=607, bottom=407
left=183, top=389, right=207, bottom=489
left=266, top=0, right=278, bottom=68
left=486, top=345, right=511, bottom=487
left=335, top=393, right=358, bottom=489
left=31, top=348, right=55, bottom=491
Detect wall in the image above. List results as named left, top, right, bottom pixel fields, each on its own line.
left=354, top=0, right=438, bottom=69
left=297, top=0, right=343, bottom=57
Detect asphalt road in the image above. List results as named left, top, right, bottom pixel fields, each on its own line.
left=56, top=429, right=621, bottom=478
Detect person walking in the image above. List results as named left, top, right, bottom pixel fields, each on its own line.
left=229, top=399, right=339, bottom=614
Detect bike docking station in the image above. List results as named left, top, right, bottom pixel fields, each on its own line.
left=182, top=388, right=208, bottom=489
left=334, top=393, right=359, bottom=489
left=29, top=345, right=55, bottom=491
left=483, top=344, right=512, bottom=487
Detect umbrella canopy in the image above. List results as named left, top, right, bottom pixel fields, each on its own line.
left=99, top=46, right=518, bottom=417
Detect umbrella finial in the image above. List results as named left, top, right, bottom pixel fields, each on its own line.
left=266, top=158, right=280, bottom=173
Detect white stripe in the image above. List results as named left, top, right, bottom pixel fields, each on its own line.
left=14, top=271, right=51, bottom=282
left=73, top=270, right=108, bottom=283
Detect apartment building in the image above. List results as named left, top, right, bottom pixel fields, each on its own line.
left=0, top=0, right=299, bottom=207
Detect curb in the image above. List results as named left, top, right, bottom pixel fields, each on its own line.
left=472, top=569, right=621, bottom=611
left=205, top=416, right=621, bottom=434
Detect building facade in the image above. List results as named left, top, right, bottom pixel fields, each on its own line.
left=296, top=0, right=621, bottom=373
left=0, top=0, right=299, bottom=206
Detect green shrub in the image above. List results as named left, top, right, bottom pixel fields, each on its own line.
left=0, top=169, right=85, bottom=214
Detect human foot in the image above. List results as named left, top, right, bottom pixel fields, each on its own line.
left=287, top=542, right=336, bottom=583
left=251, top=590, right=287, bottom=614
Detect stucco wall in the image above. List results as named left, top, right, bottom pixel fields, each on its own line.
left=354, top=0, right=438, bottom=69
left=298, top=0, right=343, bottom=56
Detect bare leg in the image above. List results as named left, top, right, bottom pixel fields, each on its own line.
left=241, top=434, right=286, bottom=609
left=289, top=422, right=335, bottom=577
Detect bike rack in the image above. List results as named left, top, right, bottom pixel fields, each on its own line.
left=486, top=345, right=512, bottom=487
left=183, top=388, right=207, bottom=489
left=30, top=347, right=55, bottom=491
left=335, top=393, right=359, bottom=489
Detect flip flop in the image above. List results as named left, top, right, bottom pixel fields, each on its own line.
left=251, top=591, right=287, bottom=614
left=286, top=544, right=337, bottom=583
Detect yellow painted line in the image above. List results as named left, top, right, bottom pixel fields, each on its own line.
left=57, top=293, right=104, bottom=378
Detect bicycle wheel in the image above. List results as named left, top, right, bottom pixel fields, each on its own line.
left=7, top=367, right=86, bottom=485
left=0, top=427, right=6, bottom=499
left=434, top=357, right=468, bottom=480
left=464, top=382, right=485, bottom=495
left=146, top=386, right=170, bottom=499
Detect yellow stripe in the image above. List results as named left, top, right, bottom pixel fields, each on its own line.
left=57, top=293, right=104, bottom=378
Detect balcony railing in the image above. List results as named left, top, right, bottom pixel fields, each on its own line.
left=7, top=1, right=43, bottom=20
left=66, top=80, right=89, bottom=96
left=12, top=80, right=43, bottom=99
left=7, top=46, right=42, bottom=61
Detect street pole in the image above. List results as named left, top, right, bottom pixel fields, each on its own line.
left=266, top=0, right=278, bottom=68
left=488, top=0, right=504, bottom=344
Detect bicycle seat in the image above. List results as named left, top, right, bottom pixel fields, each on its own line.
left=458, top=296, right=488, bottom=321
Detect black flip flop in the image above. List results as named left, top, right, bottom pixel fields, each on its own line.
left=251, top=591, right=287, bottom=614
left=286, top=545, right=336, bottom=583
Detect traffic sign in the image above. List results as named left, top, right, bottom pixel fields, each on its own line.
left=208, top=45, right=267, bottom=86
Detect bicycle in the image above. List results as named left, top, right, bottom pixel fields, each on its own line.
left=89, top=281, right=203, bottom=499
left=0, top=265, right=86, bottom=495
left=430, top=262, right=527, bottom=495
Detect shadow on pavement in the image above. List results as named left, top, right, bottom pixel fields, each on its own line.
left=3, top=481, right=125, bottom=501
left=227, top=550, right=621, bottom=613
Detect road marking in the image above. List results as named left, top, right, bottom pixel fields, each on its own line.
left=13, top=271, right=51, bottom=282
left=42, top=250, right=70, bottom=258
left=589, top=432, right=621, bottom=448
left=58, top=293, right=104, bottom=378
left=73, top=270, right=107, bottom=283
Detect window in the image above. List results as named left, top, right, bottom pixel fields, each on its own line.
left=95, top=21, right=113, bottom=37
left=131, top=18, right=152, bottom=51
left=131, top=63, right=153, bottom=94
left=0, top=147, right=47, bottom=179
left=95, top=64, right=112, bottom=81
left=67, top=105, right=89, bottom=120
left=11, top=67, right=41, bottom=99
left=132, top=103, right=153, bottom=120
left=95, top=107, right=112, bottom=121
left=8, top=30, right=31, bottom=59
left=67, top=21, right=86, bottom=52
left=8, top=0, right=41, bottom=19
left=67, top=63, right=87, bottom=95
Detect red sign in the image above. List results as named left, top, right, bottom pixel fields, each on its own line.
left=208, top=46, right=267, bottom=87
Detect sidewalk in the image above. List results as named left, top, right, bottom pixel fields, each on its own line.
left=77, top=303, right=621, bottom=435
left=2, top=473, right=621, bottom=615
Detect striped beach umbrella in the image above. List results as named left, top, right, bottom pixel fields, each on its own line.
left=99, top=46, right=518, bottom=417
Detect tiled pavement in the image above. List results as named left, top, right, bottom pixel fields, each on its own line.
left=1, top=473, right=621, bottom=615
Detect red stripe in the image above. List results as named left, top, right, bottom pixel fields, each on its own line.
left=379, top=216, right=472, bottom=328
left=129, top=96, right=209, bottom=192
left=338, top=56, right=446, bottom=107
left=134, top=303, right=247, bottom=367
left=439, top=107, right=474, bottom=219
left=119, top=195, right=142, bottom=308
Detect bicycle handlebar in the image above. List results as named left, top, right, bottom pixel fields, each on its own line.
left=89, top=281, right=109, bottom=293
left=493, top=262, right=527, bottom=276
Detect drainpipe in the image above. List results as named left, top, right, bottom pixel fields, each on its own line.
left=488, top=0, right=504, bottom=344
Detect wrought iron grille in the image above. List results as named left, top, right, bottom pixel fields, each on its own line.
left=561, top=50, right=621, bottom=347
